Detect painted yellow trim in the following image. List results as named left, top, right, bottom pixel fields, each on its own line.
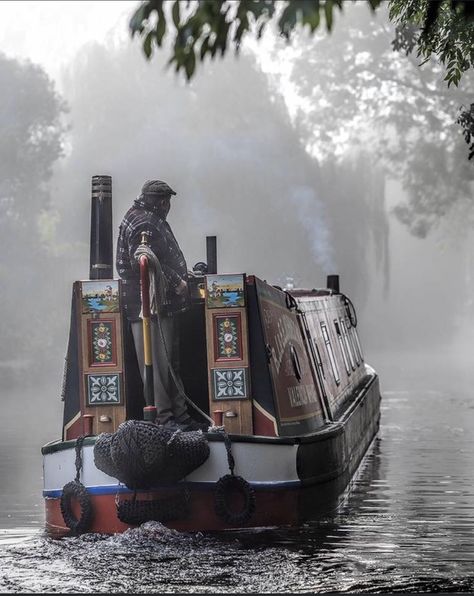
left=63, top=411, right=81, bottom=436
left=253, top=400, right=278, bottom=436
left=142, top=316, right=152, bottom=365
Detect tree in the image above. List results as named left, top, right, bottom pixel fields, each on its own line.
left=0, top=55, right=66, bottom=236
left=0, top=53, right=66, bottom=382
left=265, top=4, right=474, bottom=238
left=129, top=0, right=474, bottom=163
left=129, top=0, right=474, bottom=82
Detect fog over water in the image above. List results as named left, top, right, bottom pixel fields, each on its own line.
left=0, top=1, right=474, bottom=592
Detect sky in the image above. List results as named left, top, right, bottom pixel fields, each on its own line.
left=0, top=1, right=305, bottom=117
left=0, top=1, right=133, bottom=83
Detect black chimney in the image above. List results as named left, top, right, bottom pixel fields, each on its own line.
left=89, top=175, right=113, bottom=280
left=206, top=235, right=217, bottom=274
left=326, top=274, right=340, bottom=293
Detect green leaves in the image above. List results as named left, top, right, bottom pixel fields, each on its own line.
left=129, top=1, right=156, bottom=37
left=128, top=0, right=360, bottom=80
left=457, top=104, right=474, bottom=160
left=143, top=31, right=154, bottom=58
left=172, top=1, right=180, bottom=28
left=389, top=0, right=474, bottom=87
left=129, top=0, right=474, bottom=87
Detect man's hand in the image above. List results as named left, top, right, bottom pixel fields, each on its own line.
left=175, top=279, right=188, bottom=295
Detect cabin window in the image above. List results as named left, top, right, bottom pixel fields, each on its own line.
left=344, top=316, right=360, bottom=366
left=312, top=337, right=326, bottom=380
left=340, top=317, right=357, bottom=369
left=334, top=319, right=351, bottom=375
left=351, top=326, right=364, bottom=362
left=321, top=322, right=340, bottom=384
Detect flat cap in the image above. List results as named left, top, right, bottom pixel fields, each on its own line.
left=141, top=179, right=177, bottom=197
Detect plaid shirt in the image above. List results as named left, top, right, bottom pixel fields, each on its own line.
left=116, top=197, right=190, bottom=320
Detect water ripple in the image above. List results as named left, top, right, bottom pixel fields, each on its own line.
left=2, top=379, right=474, bottom=591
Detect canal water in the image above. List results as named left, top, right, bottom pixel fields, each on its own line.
left=1, top=348, right=474, bottom=593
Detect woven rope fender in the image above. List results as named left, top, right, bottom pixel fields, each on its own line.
left=162, top=429, right=210, bottom=482
left=117, top=489, right=191, bottom=525
left=60, top=480, right=93, bottom=535
left=110, top=421, right=168, bottom=489
left=94, top=421, right=210, bottom=490
left=94, top=432, right=115, bottom=476
left=214, top=474, right=256, bottom=526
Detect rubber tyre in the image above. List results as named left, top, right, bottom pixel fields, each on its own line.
left=214, top=474, right=256, bottom=526
left=60, top=480, right=93, bottom=534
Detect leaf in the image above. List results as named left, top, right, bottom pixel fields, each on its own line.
left=200, top=36, right=210, bottom=60
left=185, top=49, right=196, bottom=80
left=155, top=7, right=167, bottom=46
left=129, top=3, right=149, bottom=36
left=367, top=0, right=383, bottom=10
left=257, top=22, right=266, bottom=39
left=172, top=1, right=181, bottom=28
left=325, top=0, right=333, bottom=32
left=143, top=31, right=154, bottom=58
left=303, top=7, right=320, bottom=32
left=278, top=2, right=298, bottom=39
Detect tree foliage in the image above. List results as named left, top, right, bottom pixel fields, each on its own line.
left=0, top=53, right=66, bottom=377
left=457, top=103, right=474, bottom=159
left=129, top=0, right=382, bottom=80
left=130, top=0, right=474, bottom=82
left=0, top=54, right=66, bottom=237
left=130, top=0, right=474, bottom=161
left=284, top=5, right=474, bottom=237
left=390, top=0, right=474, bottom=88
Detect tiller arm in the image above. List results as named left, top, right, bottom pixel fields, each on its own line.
left=139, top=233, right=157, bottom=423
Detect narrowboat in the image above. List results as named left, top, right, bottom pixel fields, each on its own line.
left=42, top=175, right=382, bottom=536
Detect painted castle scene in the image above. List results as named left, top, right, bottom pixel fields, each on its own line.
left=81, top=280, right=120, bottom=314
left=206, top=274, right=245, bottom=308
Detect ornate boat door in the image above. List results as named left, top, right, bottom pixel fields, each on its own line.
left=62, top=279, right=128, bottom=440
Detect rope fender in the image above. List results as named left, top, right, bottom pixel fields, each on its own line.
left=214, top=474, right=256, bottom=526
left=214, top=433, right=256, bottom=526
left=60, top=435, right=93, bottom=534
left=60, top=480, right=93, bottom=534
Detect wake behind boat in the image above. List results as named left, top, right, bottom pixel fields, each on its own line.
left=42, top=176, right=381, bottom=536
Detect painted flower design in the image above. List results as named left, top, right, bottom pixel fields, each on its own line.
left=217, top=317, right=240, bottom=359
left=92, top=321, right=113, bottom=364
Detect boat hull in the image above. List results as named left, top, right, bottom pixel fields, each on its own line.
left=42, top=368, right=381, bottom=536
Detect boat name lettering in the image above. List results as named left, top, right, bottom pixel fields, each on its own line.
left=288, top=384, right=319, bottom=408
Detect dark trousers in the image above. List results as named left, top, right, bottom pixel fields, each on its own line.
left=131, top=314, right=188, bottom=424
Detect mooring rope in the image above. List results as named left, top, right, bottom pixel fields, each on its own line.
left=222, top=431, right=236, bottom=476
left=74, top=435, right=88, bottom=482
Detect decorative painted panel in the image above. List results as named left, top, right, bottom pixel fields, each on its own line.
left=253, top=277, right=325, bottom=436
left=86, top=373, right=121, bottom=406
left=213, top=313, right=243, bottom=361
left=212, top=368, right=248, bottom=400
left=81, top=280, right=120, bottom=314
left=88, top=319, right=117, bottom=367
left=206, top=274, right=245, bottom=308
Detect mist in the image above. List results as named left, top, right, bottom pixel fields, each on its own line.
left=1, top=1, right=473, bottom=443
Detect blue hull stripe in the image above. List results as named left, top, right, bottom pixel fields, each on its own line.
left=43, top=479, right=302, bottom=499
